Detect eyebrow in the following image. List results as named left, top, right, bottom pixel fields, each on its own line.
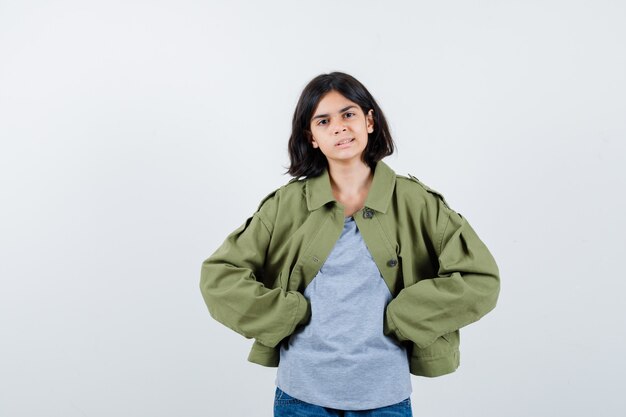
left=312, top=105, right=358, bottom=120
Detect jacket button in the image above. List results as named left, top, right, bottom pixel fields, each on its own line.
left=387, top=259, right=398, bottom=267
left=363, top=208, right=374, bottom=219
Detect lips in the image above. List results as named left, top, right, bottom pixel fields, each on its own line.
left=335, top=138, right=354, bottom=146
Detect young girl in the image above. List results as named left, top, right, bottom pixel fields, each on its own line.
left=200, top=72, right=500, bottom=416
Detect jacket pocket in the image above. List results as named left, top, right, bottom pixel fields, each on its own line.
left=408, top=330, right=461, bottom=377
left=413, top=330, right=460, bottom=359
left=441, top=329, right=460, bottom=346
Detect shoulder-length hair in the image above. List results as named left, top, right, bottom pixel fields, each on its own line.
left=287, top=72, right=395, bottom=178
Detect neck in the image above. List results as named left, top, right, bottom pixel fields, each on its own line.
left=328, top=160, right=373, bottom=198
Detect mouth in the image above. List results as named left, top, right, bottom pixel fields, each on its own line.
left=335, top=138, right=355, bottom=146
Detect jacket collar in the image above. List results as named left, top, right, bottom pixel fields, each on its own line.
left=305, top=160, right=396, bottom=213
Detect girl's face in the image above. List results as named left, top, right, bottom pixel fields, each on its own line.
left=309, top=90, right=374, bottom=168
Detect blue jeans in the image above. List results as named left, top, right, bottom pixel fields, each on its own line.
left=274, top=387, right=413, bottom=416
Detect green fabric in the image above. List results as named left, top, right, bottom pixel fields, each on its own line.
left=200, top=160, right=500, bottom=377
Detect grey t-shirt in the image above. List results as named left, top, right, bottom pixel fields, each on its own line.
left=276, top=215, right=412, bottom=410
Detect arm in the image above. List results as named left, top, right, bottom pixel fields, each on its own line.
left=199, top=201, right=311, bottom=348
left=384, top=204, right=500, bottom=349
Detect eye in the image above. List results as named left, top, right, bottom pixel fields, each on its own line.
left=344, top=112, right=355, bottom=118
left=317, top=119, right=328, bottom=126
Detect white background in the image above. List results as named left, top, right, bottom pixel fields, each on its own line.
left=1, top=1, right=625, bottom=416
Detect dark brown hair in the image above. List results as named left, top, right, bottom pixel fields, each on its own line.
left=287, top=72, right=395, bottom=178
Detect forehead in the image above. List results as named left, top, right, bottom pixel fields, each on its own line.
left=313, top=91, right=360, bottom=115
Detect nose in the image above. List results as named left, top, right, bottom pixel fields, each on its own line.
left=331, top=117, right=347, bottom=135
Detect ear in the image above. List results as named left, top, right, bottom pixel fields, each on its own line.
left=306, top=130, right=319, bottom=148
left=366, top=109, right=375, bottom=133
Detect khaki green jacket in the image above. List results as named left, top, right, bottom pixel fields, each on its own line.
left=200, top=160, right=500, bottom=377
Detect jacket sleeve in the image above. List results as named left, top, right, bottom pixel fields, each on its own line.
left=384, top=203, right=500, bottom=349
left=199, top=197, right=311, bottom=348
